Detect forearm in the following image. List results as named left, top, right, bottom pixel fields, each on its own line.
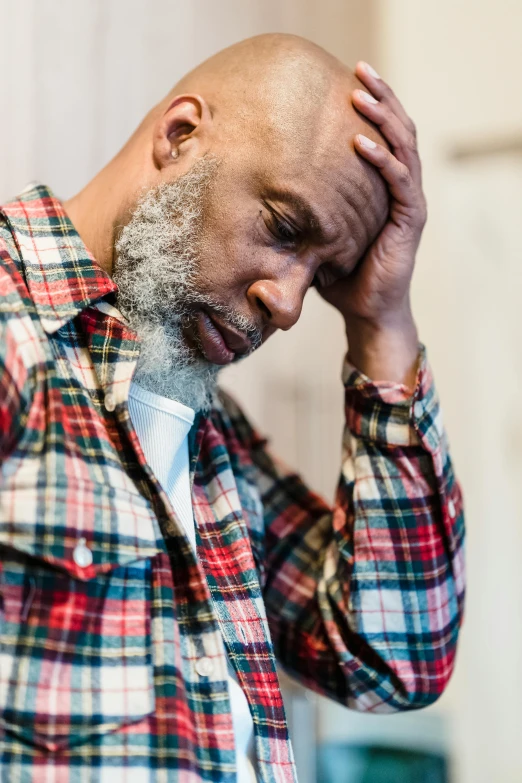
left=262, top=349, right=465, bottom=711
left=344, top=304, right=419, bottom=390
left=340, top=350, right=465, bottom=705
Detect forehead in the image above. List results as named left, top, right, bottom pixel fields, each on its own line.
left=253, top=106, right=389, bottom=254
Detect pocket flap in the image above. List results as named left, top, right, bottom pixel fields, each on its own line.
left=0, top=554, right=156, bottom=751
left=0, top=480, right=164, bottom=579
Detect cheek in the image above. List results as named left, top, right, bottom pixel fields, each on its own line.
left=197, top=223, right=270, bottom=294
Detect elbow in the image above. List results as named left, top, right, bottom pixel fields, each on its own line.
left=352, top=653, right=458, bottom=715
left=393, top=655, right=457, bottom=711
left=381, top=588, right=465, bottom=712
left=352, top=614, right=462, bottom=714
left=379, top=627, right=461, bottom=713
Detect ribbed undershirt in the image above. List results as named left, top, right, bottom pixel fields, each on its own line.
left=128, top=382, right=257, bottom=783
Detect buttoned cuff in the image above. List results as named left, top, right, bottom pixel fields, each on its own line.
left=343, top=345, right=445, bottom=451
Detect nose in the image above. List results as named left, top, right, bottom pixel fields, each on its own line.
left=247, top=278, right=305, bottom=331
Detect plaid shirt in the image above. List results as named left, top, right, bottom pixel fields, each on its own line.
left=0, top=184, right=465, bottom=782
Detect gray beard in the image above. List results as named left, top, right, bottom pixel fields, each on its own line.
left=113, top=158, right=223, bottom=412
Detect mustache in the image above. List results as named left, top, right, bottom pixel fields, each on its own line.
left=183, top=296, right=263, bottom=357
left=214, top=307, right=263, bottom=356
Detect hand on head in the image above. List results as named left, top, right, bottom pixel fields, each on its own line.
left=66, top=34, right=424, bottom=396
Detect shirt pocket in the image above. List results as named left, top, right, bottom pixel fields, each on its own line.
left=0, top=530, right=158, bottom=752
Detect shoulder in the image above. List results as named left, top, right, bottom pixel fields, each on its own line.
left=0, top=215, right=44, bottom=375
left=0, top=214, right=28, bottom=314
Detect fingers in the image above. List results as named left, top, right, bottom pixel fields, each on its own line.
left=352, top=88, right=421, bottom=181
left=355, top=62, right=417, bottom=141
left=354, top=134, right=427, bottom=228
left=352, top=61, right=425, bottom=223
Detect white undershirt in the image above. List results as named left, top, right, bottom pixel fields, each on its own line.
left=128, top=382, right=257, bottom=783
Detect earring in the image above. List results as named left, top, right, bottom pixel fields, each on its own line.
left=171, top=149, right=179, bottom=159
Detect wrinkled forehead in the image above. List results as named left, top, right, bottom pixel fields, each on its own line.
left=208, top=63, right=389, bottom=255
left=248, top=93, right=389, bottom=250
left=313, top=113, right=389, bottom=238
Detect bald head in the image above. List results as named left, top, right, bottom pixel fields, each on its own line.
left=160, top=34, right=386, bottom=167
left=177, top=32, right=347, bottom=96
left=115, top=32, right=390, bottom=340
left=131, top=34, right=388, bottom=255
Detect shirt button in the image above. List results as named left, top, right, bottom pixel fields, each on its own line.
left=448, top=499, right=457, bottom=519
left=195, top=656, right=214, bottom=678
left=73, top=537, right=93, bottom=568
left=104, top=392, right=116, bottom=412
left=413, top=401, right=424, bottom=419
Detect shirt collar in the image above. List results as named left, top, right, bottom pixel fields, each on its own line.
left=1, top=183, right=117, bottom=333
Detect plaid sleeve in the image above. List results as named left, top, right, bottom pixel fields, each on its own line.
left=244, top=347, right=465, bottom=712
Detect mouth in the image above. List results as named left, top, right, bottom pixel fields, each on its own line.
left=195, top=309, right=252, bottom=366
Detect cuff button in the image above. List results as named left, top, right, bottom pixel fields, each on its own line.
left=413, top=401, right=424, bottom=419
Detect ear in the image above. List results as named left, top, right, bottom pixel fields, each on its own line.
left=152, top=94, right=213, bottom=170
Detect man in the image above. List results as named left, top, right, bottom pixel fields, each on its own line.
left=0, top=34, right=464, bottom=782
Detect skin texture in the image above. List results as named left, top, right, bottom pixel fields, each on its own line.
left=65, top=34, right=426, bottom=388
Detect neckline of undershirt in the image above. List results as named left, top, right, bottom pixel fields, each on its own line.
left=128, top=382, right=195, bottom=425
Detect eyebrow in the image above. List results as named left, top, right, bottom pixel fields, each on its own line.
left=263, top=187, right=327, bottom=242
left=265, top=185, right=366, bottom=282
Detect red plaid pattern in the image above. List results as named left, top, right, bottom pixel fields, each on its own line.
left=0, top=185, right=465, bottom=781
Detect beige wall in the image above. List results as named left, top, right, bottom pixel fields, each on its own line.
left=374, top=2, right=522, bottom=781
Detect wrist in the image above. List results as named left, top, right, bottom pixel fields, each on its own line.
left=344, top=307, right=419, bottom=388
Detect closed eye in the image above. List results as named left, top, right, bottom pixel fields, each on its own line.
left=272, top=217, right=298, bottom=242
left=311, top=265, right=347, bottom=290
left=263, top=205, right=301, bottom=246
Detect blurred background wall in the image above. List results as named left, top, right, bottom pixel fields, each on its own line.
left=1, top=1, right=521, bottom=781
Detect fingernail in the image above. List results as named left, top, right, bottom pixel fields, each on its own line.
left=357, top=135, right=377, bottom=149
left=357, top=90, right=378, bottom=105
left=362, top=62, right=381, bottom=79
